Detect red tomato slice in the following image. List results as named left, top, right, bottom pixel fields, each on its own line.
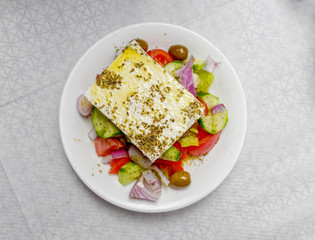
left=179, top=152, right=189, bottom=160
left=196, top=124, right=210, bottom=140
left=147, top=49, right=174, bottom=67
left=94, top=137, right=124, bottom=157
left=109, top=157, right=130, bottom=174
left=173, top=125, right=221, bottom=157
left=154, top=163, right=174, bottom=177
left=186, top=131, right=221, bottom=156
left=154, top=159, right=184, bottom=172
left=173, top=141, right=188, bottom=154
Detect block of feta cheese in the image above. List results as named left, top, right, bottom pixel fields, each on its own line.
left=85, top=40, right=204, bottom=162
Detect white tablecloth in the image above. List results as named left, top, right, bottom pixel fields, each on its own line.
left=1, top=0, right=315, bottom=239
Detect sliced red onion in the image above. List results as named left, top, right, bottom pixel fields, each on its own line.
left=175, top=55, right=197, bottom=96
left=211, top=104, right=226, bottom=114
left=101, top=154, right=114, bottom=164
left=111, top=149, right=128, bottom=159
left=77, top=95, right=93, bottom=117
left=203, top=56, right=221, bottom=73
left=142, top=170, right=161, bottom=194
left=129, top=176, right=160, bottom=201
left=131, top=185, right=145, bottom=199
left=128, top=146, right=152, bottom=169
left=150, top=166, right=170, bottom=186
left=88, top=127, right=98, bottom=142
left=96, top=74, right=100, bottom=79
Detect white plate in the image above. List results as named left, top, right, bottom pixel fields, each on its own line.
left=59, top=23, right=247, bottom=213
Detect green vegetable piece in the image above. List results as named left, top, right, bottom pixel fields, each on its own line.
left=196, top=70, right=214, bottom=93
left=197, top=92, right=228, bottom=134
left=159, top=169, right=170, bottom=180
left=91, top=107, right=122, bottom=138
left=197, top=92, right=220, bottom=110
left=190, top=128, right=198, bottom=134
left=164, top=60, right=183, bottom=77
left=160, top=146, right=181, bottom=162
left=193, top=60, right=206, bottom=71
left=198, top=109, right=228, bottom=134
left=118, top=162, right=145, bottom=186
left=179, top=135, right=199, bottom=147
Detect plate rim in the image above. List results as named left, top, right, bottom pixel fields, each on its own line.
left=59, top=22, right=247, bottom=213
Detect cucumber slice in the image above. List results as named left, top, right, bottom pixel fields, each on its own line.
left=164, top=60, right=183, bottom=77
left=196, top=70, right=214, bottom=93
left=193, top=60, right=206, bottom=71
left=198, top=109, right=228, bottom=134
left=119, top=162, right=144, bottom=186
left=197, top=92, right=220, bottom=110
left=91, top=107, right=122, bottom=138
left=160, top=146, right=181, bottom=162
left=198, top=93, right=228, bottom=134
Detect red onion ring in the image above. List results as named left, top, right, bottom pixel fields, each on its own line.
left=77, top=95, right=92, bottom=117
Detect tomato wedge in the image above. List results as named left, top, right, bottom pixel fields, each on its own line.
left=94, top=137, right=124, bottom=157
left=173, top=125, right=221, bottom=156
left=179, top=152, right=189, bottom=160
left=196, top=124, right=210, bottom=140
left=109, top=157, right=130, bottom=174
left=154, top=159, right=184, bottom=173
left=147, top=49, right=174, bottom=67
left=186, top=130, right=221, bottom=156
left=173, top=141, right=188, bottom=155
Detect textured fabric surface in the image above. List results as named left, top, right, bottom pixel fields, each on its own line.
left=1, top=0, right=315, bottom=239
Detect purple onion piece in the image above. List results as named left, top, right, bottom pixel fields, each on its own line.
left=129, top=176, right=160, bottom=201
left=211, top=104, right=226, bottom=115
left=150, top=166, right=170, bottom=186
left=142, top=170, right=161, bottom=194
left=101, top=155, right=114, bottom=164
left=111, top=149, right=128, bottom=159
left=176, top=55, right=197, bottom=96
left=88, top=127, right=98, bottom=142
left=203, top=56, right=221, bottom=73
left=128, top=146, right=152, bottom=169
left=77, top=95, right=93, bottom=117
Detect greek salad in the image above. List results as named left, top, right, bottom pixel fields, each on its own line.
left=77, top=39, right=228, bottom=201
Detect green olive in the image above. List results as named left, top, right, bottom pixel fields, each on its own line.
left=134, top=38, right=148, bottom=51
left=168, top=44, right=188, bottom=61
left=170, top=171, right=191, bottom=188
